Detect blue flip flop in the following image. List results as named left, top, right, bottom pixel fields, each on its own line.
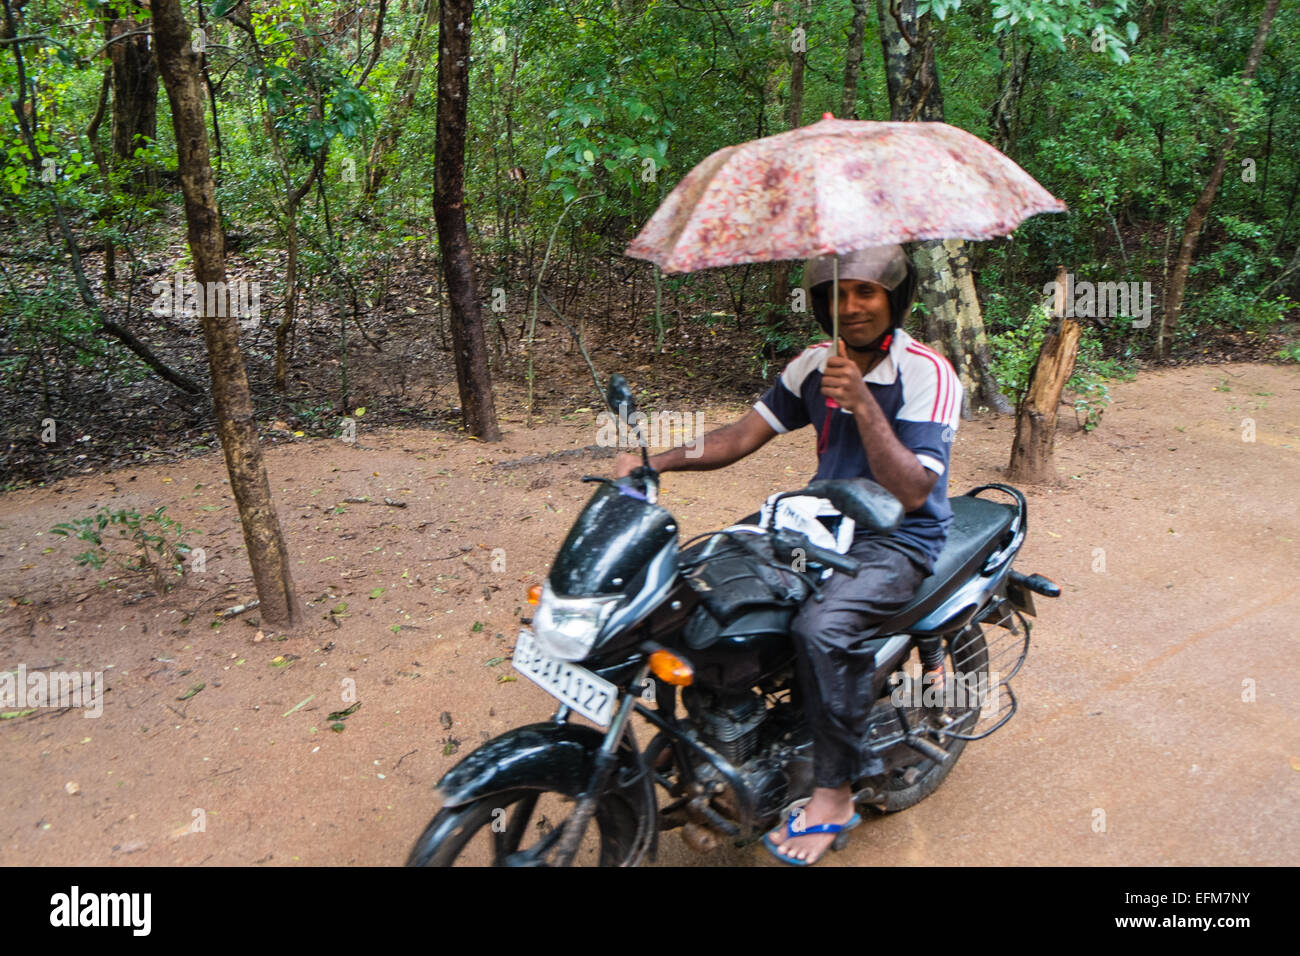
left=762, top=799, right=862, bottom=866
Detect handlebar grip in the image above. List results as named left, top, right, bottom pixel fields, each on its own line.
left=806, top=544, right=861, bottom=577
left=771, top=529, right=860, bottom=576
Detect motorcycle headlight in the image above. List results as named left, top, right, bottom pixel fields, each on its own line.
left=532, top=581, right=622, bottom=661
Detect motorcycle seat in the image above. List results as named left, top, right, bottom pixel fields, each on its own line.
left=873, top=494, right=1016, bottom=634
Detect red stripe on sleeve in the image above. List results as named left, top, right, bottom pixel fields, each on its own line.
left=905, top=345, right=946, bottom=422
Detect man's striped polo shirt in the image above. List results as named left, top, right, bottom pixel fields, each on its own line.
left=753, top=328, right=963, bottom=571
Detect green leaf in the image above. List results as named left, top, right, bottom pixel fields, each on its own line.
left=327, top=702, right=361, bottom=721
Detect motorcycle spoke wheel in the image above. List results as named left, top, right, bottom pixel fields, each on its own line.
left=870, top=633, right=986, bottom=813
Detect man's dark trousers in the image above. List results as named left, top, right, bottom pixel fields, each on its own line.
left=788, top=535, right=929, bottom=788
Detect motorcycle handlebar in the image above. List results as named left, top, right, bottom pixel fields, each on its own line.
left=805, top=543, right=861, bottom=577
left=771, top=530, right=861, bottom=578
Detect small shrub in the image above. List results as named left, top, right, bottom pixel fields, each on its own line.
left=50, top=506, right=200, bottom=595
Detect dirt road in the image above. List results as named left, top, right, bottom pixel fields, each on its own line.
left=1, top=362, right=1296, bottom=865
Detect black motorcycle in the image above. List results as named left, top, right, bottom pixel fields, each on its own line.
left=407, top=375, right=1059, bottom=866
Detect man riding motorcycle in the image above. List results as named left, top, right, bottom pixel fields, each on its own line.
left=613, top=244, right=963, bottom=864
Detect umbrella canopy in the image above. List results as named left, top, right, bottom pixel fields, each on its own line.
left=625, top=115, right=1067, bottom=275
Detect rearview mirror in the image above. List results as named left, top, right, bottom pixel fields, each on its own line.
left=804, top=478, right=904, bottom=533
left=606, top=373, right=637, bottom=418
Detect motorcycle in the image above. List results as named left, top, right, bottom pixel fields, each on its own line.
left=406, top=374, right=1059, bottom=866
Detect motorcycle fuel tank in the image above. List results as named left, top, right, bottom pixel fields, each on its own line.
left=548, top=481, right=678, bottom=597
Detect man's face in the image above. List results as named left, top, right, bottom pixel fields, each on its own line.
left=830, top=279, right=892, bottom=348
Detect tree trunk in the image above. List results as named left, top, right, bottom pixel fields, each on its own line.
left=768, top=10, right=806, bottom=312
left=365, top=0, right=439, bottom=198
left=274, top=201, right=300, bottom=390
left=153, top=0, right=304, bottom=630
left=840, top=0, right=871, bottom=120
left=1156, top=0, right=1279, bottom=360
left=85, top=66, right=115, bottom=283
left=912, top=239, right=1008, bottom=417
left=989, top=30, right=1031, bottom=156
left=105, top=3, right=158, bottom=194
left=1007, top=267, right=1082, bottom=482
left=876, top=0, right=1011, bottom=415
left=434, top=0, right=500, bottom=440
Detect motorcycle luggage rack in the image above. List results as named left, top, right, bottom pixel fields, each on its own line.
left=928, top=598, right=1031, bottom=742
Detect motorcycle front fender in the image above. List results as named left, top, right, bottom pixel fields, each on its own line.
left=436, top=721, right=658, bottom=863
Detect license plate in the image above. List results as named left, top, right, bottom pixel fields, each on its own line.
left=512, top=629, right=618, bottom=727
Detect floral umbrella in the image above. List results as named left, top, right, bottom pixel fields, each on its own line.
left=625, top=114, right=1067, bottom=275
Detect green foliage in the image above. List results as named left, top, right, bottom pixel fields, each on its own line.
left=988, top=300, right=1135, bottom=431
left=750, top=302, right=823, bottom=378
left=921, top=0, right=1138, bottom=64
left=988, top=300, right=1052, bottom=402
left=1184, top=216, right=1294, bottom=332
left=541, top=87, right=671, bottom=205
left=50, top=507, right=200, bottom=595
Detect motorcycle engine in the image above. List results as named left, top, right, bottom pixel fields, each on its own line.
left=683, top=687, right=766, bottom=765
left=683, top=687, right=817, bottom=825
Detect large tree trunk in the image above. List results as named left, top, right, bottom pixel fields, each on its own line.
left=1156, top=0, right=1279, bottom=360
left=434, top=0, right=500, bottom=440
left=366, top=0, right=439, bottom=198
left=153, top=0, right=304, bottom=629
left=105, top=3, right=158, bottom=194
left=876, top=0, right=1011, bottom=415
left=1007, top=267, right=1082, bottom=482
left=840, top=0, right=871, bottom=120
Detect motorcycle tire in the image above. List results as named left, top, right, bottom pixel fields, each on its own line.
left=406, top=786, right=638, bottom=867
left=868, top=624, right=990, bottom=814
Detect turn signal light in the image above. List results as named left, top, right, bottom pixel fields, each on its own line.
left=649, top=649, right=694, bottom=686
left=527, top=584, right=543, bottom=606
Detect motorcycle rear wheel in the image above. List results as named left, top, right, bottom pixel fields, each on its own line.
left=868, top=625, right=989, bottom=814
left=406, top=787, right=635, bottom=867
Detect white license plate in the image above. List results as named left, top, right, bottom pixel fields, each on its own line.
left=512, top=629, right=618, bottom=727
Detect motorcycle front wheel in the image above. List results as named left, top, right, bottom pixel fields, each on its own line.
left=406, top=787, right=637, bottom=867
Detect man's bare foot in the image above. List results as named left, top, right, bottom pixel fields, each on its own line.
left=766, top=784, right=857, bottom=864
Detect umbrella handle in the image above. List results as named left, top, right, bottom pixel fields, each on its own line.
left=828, top=257, right=839, bottom=409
